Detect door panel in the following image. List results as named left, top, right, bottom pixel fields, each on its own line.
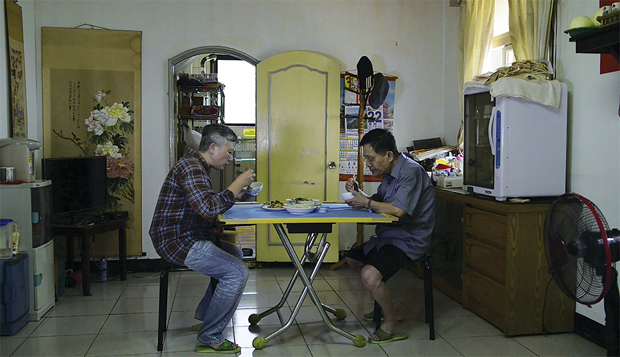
left=256, top=51, right=340, bottom=262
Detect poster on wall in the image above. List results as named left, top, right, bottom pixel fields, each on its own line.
left=5, top=0, right=27, bottom=137
left=42, top=27, right=142, bottom=257
left=339, top=74, right=397, bottom=178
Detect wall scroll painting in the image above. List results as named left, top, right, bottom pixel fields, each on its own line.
left=5, top=0, right=27, bottom=137
left=42, top=27, right=142, bottom=256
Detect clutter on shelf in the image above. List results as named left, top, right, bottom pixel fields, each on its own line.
left=432, top=154, right=463, bottom=189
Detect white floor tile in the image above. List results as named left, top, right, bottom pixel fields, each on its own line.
left=239, top=344, right=312, bottom=356
left=434, top=314, right=504, bottom=339
left=119, top=284, right=169, bottom=299
left=514, top=333, right=607, bottom=356
left=298, top=320, right=370, bottom=345
left=286, top=290, right=345, bottom=307
left=238, top=292, right=286, bottom=309
left=110, top=297, right=169, bottom=314
left=308, top=342, right=388, bottom=356
left=448, top=335, right=537, bottom=356
left=0, top=336, right=26, bottom=355
left=31, top=315, right=108, bottom=336
left=100, top=312, right=158, bottom=333
left=87, top=331, right=158, bottom=356
left=171, top=295, right=203, bottom=311
left=243, top=279, right=282, bottom=294
left=12, top=334, right=97, bottom=356
left=49, top=298, right=117, bottom=317
left=379, top=336, right=462, bottom=356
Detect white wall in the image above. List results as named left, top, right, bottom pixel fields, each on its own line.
left=556, top=0, right=620, bottom=325
left=1, top=0, right=458, bottom=259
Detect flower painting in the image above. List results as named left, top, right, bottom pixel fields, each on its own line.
left=42, top=27, right=142, bottom=257
left=53, top=89, right=135, bottom=211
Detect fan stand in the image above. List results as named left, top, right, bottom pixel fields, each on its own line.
left=604, top=268, right=619, bottom=357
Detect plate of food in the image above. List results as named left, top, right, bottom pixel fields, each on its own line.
left=286, top=197, right=320, bottom=205
left=262, top=200, right=287, bottom=211
left=285, top=203, right=319, bottom=215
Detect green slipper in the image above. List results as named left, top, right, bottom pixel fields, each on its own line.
left=368, top=327, right=408, bottom=344
left=363, top=310, right=403, bottom=322
left=191, top=323, right=201, bottom=331
left=195, top=339, right=241, bottom=354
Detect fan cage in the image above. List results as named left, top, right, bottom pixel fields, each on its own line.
left=545, top=193, right=613, bottom=305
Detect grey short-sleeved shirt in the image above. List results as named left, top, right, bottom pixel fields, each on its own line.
left=363, top=154, right=435, bottom=261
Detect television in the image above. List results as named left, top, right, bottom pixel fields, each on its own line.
left=42, top=156, right=108, bottom=221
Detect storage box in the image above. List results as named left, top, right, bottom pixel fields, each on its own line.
left=1, top=254, right=29, bottom=336
left=436, top=176, right=463, bottom=188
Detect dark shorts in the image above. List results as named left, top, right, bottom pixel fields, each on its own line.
left=346, top=243, right=410, bottom=281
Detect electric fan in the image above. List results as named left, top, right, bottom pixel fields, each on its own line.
left=544, top=193, right=620, bottom=357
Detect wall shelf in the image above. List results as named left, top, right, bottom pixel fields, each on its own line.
left=569, top=22, right=619, bottom=62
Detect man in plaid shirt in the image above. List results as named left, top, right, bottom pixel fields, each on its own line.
left=150, top=124, right=255, bottom=353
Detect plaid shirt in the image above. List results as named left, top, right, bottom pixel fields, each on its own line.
left=149, top=149, right=236, bottom=265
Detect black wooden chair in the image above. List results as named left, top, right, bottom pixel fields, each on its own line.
left=157, top=260, right=218, bottom=351
left=372, top=254, right=435, bottom=340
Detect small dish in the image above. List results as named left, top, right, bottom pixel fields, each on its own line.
left=285, top=204, right=318, bottom=215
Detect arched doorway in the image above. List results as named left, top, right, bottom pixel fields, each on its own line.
left=167, top=46, right=258, bottom=167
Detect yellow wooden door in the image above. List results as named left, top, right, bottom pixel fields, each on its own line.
left=256, top=51, right=340, bottom=262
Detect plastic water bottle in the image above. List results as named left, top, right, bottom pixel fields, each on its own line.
left=100, top=256, right=107, bottom=282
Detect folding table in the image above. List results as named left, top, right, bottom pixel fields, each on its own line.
left=218, top=202, right=396, bottom=349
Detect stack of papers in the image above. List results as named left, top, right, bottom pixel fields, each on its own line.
left=410, top=146, right=455, bottom=161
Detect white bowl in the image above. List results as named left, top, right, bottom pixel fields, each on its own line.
left=245, top=182, right=263, bottom=197
left=285, top=204, right=318, bottom=215
left=342, top=192, right=355, bottom=201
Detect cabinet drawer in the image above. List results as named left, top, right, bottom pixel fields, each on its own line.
left=465, top=207, right=507, bottom=246
left=464, top=237, right=506, bottom=284
left=463, top=267, right=505, bottom=319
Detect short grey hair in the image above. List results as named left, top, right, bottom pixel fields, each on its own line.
left=198, top=124, right=238, bottom=152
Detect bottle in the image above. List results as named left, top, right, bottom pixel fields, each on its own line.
left=100, top=256, right=107, bottom=282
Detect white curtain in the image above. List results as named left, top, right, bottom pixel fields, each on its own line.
left=508, top=0, right=555, bottom=61
left=457, top=0, right=495, bottom=151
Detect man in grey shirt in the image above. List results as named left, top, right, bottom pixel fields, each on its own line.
left=344, top=129, right=435, bottom=344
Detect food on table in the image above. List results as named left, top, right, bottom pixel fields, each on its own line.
left=264, top=200, right=285, bottom=208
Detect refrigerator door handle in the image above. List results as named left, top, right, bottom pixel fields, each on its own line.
left=488, top=107, right=497, bottom=156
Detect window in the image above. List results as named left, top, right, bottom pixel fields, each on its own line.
left=481, top=0, right=515, bottom=73
left=187, top=55, right=256, bottom=124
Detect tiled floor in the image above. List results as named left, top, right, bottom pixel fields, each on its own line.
left=1, top=263, right=607, bottom=356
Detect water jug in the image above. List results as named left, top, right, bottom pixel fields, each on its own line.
left=0, top=219, right=18, bottom=259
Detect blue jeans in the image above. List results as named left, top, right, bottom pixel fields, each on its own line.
left=184, top=239, right=249, bottom=345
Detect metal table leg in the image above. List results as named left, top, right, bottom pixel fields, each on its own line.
left=252, top=224, right=366, bottom=350
left=248, top=233, right=319, bottom=326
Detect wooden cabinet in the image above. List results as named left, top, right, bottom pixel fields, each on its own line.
left=432, top=188, right=575, bottom=336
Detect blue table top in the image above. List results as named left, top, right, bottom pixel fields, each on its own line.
left=219, top=203, right=396, bottom=225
